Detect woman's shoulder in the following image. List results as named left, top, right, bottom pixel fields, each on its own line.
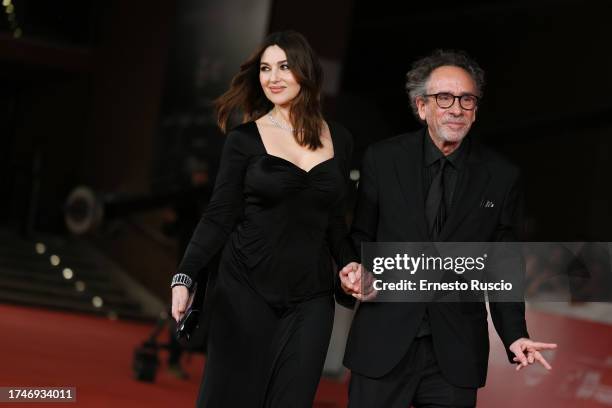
left=327, top=120, right=353, bottom=155
left=327, top=120, right=351, bottom=138
left=227, top=120, right=259, bottom=137
left=224, top=121, right=261, bottom=152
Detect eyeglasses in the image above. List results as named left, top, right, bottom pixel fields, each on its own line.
left=423, top=93, right=479, bottom=110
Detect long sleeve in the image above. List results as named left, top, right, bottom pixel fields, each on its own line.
left=322, top=125, right=359, bottom=307
left=327, top=126, right=358, bottom=268
left=488, top=169, right=529, bottom=362
left=334, top=145, right=380, bottom=309
left=174, top=130, right=250, bottom=287
left=350, top=145, right=380, bottom=260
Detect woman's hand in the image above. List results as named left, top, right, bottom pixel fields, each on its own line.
left=339, top=262, right=378, bottom=301
left=171, top=285, right=190, bottom=323
left=339, top=262, right=362, bottom=296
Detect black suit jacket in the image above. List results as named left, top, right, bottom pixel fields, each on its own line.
left=339, top=128, right=529, bottom=388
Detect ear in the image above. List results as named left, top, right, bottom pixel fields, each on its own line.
left=471, top=106, right=477, bottom=123
left=416, top=97, right=427, bottom=121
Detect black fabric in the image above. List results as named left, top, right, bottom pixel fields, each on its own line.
left=419, top=156, right=448, bottom=338
left=417, top=135, right=469, bottom=337
left=178, top=120, right=354, bottom=406
left=348, top=336, right=477, bottom=408
left=425, top=156, right=447, bottom=240
left=423, top=131, right=467, bottom=212
left=178, top=120, right=354, bottom=307
left=198, top=265, right=334, bottom=407
left=341, top=127, right=529, bottom=388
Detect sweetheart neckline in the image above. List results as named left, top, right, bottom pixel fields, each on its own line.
left=252, top=121, right=336, bottom=174
left=262, top=154, right=335, bottom=174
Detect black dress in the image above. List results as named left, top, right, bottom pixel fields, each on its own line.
left=177, top=121, right=354, bottom=407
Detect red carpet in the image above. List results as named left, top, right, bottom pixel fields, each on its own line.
left=0, top=303, right=610, bottom=407
left=480, top=309, right=612, bottom=407
left=0, top=304, right=204, bottom=407
left=0, top=303, right=347, bottom=407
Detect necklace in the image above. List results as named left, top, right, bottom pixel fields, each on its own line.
left=267, top=112, right=294, bottom=132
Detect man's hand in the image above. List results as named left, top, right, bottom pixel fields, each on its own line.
left=509, top=338, right=558, bottom=371
left=339, top=262, right=362, bottom=296
left=171, top=285, right=190, bottom=323
left=339, top=262, right=378, bottom=301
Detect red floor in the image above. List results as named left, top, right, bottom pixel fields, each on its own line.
left=0, top=303, right=610, bottom=407
left=0, top=304, right=203, bottom=407
left=0, top=303, right=348, bottom=408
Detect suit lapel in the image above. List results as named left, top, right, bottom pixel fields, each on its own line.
left=394, top=130, right=428, bottom=240
left=439, top=142, right=490, bottom=241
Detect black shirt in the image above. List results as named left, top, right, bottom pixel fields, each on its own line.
left=417, top=129, right=469, bottom=337
left=423, top=129, right=469, bottom=212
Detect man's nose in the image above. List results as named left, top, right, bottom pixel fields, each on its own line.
left=448, top=98, right=463, bottom=115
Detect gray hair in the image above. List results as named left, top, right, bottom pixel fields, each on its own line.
left=405, top=49, right=485, bottom=118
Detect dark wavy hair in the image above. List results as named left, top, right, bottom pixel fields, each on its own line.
left=215, top=31, right=325, bottom=149
left=405, top=49, right=485, bottom=118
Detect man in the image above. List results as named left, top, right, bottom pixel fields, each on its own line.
left=338, top=50, right=557, bottom=408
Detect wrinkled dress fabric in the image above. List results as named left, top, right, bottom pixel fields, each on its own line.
left=177, top=121, right=353, bottom=407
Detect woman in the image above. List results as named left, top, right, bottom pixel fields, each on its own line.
left=171, top=31, right=354, bottom=407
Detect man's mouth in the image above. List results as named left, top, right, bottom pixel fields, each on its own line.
left=444, top=122, right=466, bottom=130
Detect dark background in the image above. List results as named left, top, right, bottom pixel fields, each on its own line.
left=2, top=0, right=611, bottom=297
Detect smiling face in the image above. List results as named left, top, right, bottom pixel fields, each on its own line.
left=259, top=45, right=301, bottom=108
left=416, top=65, right=478, bottom=146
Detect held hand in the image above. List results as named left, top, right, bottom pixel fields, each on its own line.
left=339, top=262, right=378, bottom=301
left=171, top=285, right=190, bottom=323
left=339, top=262, right=362, bottom=296
left=509, top=338, right=558, bottom=371
left=353, top=267, right=378, bottom=301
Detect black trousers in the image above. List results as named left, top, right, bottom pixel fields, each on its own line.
left=196, top=263, right=334, bottom=408
left=348, top=336, right=477, bottom=408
